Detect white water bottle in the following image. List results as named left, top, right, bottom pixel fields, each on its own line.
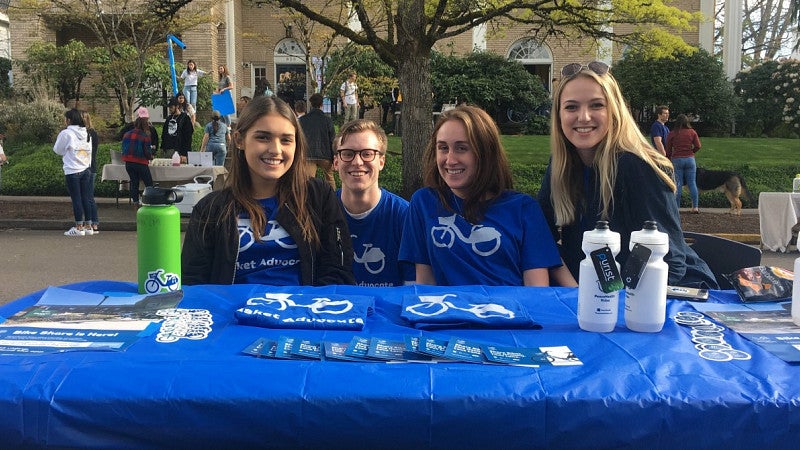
left=624, top=221, right=669, bottom=332
left=793, top=256, right=800, bottom=326
left=793, top=174, right=800, bottom=192
left=578, top=221, right=622, bottom=332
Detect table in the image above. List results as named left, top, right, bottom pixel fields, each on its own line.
left=1, top=283, right=799, bottom=448
left=758, top=192, right=800, bottom=252
left=101, top=164, right=228, bottom=205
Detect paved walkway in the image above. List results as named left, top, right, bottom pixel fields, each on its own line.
left=0, top=196, right=796, bottom=305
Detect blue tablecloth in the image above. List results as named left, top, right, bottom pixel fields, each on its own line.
left=1, top=282, right=799, bottom=448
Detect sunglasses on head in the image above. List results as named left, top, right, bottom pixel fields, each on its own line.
left=560, top=61, right=610, bottom=78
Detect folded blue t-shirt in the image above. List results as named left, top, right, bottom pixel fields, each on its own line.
left=401, top=292, right=540, bottom=329
left=235, top=293, right=374, bottom=330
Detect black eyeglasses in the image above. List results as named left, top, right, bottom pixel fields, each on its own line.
left=336, top=149, right=383, bottom=162
left=560, top=61, right=610, bottom=78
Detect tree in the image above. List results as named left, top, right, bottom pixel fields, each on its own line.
left=613, top=49, right=737, bottom=131
left=256, top=0, right=702, bottom=197
left=430, top=51, right=549, bottom=125
left=714, top=0, right=797, bottom=64
left=17, top=40, right=98, bottom=107
left=11, top=0, right=214, bottom=123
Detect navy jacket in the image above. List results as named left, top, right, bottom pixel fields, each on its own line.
left=538, top=152, right=718, bottom=288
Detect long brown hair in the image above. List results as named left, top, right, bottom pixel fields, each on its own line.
left=423, top=105, right=513, bottom=223
left=226, top=96, right=318, bottom=246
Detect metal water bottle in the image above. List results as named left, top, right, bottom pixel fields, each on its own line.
left=624, top=221, right=669, bottom=332
left=137, top=186, right=184, bottom=294
left=577, top=221, right=622, bottom=332
left=793, top=256, right=800, bottom=326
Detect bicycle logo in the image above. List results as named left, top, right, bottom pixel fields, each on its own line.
left=430, top=214, right=501, bottom=256
left=353, top=242, right=386, bottom=274
left=144, top=268, right=180, bottom=294
left=405, top=294, right=515, bottom=319
left=238, top=218, right=297, bottom=252
left=247, top=293, right=353, bottom=315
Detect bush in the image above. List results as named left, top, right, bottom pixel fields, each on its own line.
left=733, top=59, right=800, bottom=138
left=0, top=99, right=66, bottom=146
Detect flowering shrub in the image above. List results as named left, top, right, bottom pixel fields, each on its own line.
left=733, top=59, right=800, bottom=138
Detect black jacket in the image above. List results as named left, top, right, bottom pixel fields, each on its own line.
left=298, top=108, right=335, bottom=161
left=161, top=112, right=194, bottom=157
left=181, top=178, right=355, bottom=286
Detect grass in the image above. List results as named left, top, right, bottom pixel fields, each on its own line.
left=1, top=128, right=797, bottom=209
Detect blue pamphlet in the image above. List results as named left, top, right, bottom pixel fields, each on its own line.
left=344, top=336, right=371, bottom=359
left=482, top=345, right=550, bottom=367
left=444, top=338, right=486, bottom=363
left=292, top=339, right=322, bottom=360
left=323, top=342, right=365, bottom=361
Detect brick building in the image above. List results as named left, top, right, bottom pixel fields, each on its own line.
left=8, top=0, right=707, bottom=121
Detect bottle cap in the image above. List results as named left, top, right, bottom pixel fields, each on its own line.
left=141, top=186, right=184, bottom=205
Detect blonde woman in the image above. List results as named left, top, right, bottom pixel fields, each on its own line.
left=181, top=96, right=355, bottom=286
left=538, top=62, right=717, bottom=288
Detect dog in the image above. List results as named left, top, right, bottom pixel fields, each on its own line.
left=691, top=167, right=753, bottom=215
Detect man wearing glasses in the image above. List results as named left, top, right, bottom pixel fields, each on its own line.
left=334, top=120, right=414, bottom=286
left=299, top=93, right=336, bottom=191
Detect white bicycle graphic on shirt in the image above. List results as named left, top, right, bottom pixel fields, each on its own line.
left=353, top=243, right=386, bottom=274
left=246, top=293, right=353, bottom=314
left=238, top=219, right=298, bottom=252
left=404, top=294, right=515, bottom=319
left=430, top=214, right=501, bottom=256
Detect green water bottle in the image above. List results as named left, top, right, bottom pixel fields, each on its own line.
left=137, top=186, right=184, bottom=294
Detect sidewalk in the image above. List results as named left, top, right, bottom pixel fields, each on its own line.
left=0, top=195, right=189, bottom=231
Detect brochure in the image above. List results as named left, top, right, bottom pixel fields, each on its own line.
left=0, top=287, right=183, bottom=355
left=691, top=301, right=800, bottom=363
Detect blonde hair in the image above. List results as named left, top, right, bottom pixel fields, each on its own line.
left=549, top=69, right=675, bottom=226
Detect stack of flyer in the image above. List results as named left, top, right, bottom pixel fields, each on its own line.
left=241, top=334, right=581, bottom=367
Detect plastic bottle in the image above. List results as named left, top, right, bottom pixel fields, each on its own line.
left=624, top=221, right=669, bottom=332
left=171, top=151, right=181, bottom=166
left=793, top=256, right=800, bottom=327
left=793, top=174, right=800, bottom=193
left=577, top=221, right=622, bottom=332
left=137, top=186, right=184, bottom=294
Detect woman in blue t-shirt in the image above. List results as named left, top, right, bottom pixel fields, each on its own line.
left=181, top=96, right=355, bottom=286
left=399, top=105, right=561, bottom=286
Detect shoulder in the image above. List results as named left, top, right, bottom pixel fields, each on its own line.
left=381, top=188, right=410, bottom=209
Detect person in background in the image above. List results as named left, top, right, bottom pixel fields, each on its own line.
left=666, top=113, right=702, bottom=214
left=334, top=119, right=414, bottom=287
left=176, top=92, right=197, bottom=127
left=294, top=99, right=306, bottom=118
left=179, top=59, right=207, bottom=110
left=121, top=108, right=155, bottom=207
left=117, top=107, right=159, bottom=150
left=650, top=105, right=670, bottom=156
left=0, top=133, right=7, bottom=190
left=81, top=111, right=100, bottom=234
left=399, top=105, right=561, bottom=286
left=339, top=71, right=358, bottom=123
left=181, top=95, right=355, bottom=286
left=200, top=110, right=231, bottom=167
left=53, top=109, right=93, bottom=236
left=215, top=64, right=234, bottom=126
left=538, top=61, right=717, bottom=288
left=299, top=93, right=336, bottom=191
left=161, top=96, right=194, bottom=162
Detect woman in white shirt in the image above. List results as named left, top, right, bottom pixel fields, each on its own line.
left=180, top=59, right=207, bottom=110
left=53, top=109, right=93, bottom=236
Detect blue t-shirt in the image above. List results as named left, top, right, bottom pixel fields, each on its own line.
left=650, top=120, right=669, bottom=149
left=337, top=188, right=414, bottom=287
left=399, top=188, right=561, bottom=286
left=235, top=197, right=302, bottom=285
left=204, top=122, right=229, bottom=146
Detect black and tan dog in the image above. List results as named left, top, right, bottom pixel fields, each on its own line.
left=692, top=167, right=753, bottom=215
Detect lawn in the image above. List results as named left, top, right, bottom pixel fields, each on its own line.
left=1, top=130, right=797, bottom=209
